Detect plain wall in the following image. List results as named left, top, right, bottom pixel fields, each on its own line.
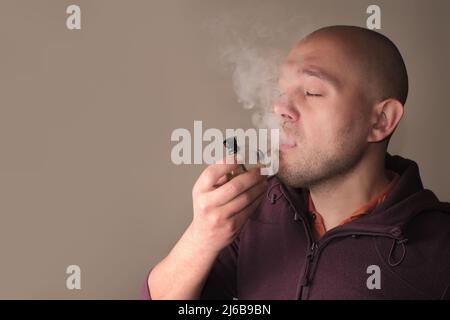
left=0, top=0, right=448, bottom=298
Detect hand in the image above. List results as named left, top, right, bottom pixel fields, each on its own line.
left=188, top=156, right=268, bottom=254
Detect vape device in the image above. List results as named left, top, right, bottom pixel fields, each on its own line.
left=223, top=137, right=267, bottom=181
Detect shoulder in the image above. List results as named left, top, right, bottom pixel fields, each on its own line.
left=408, top=201, right=450, bottom=238
left=402, top=202, right=450, bottom=297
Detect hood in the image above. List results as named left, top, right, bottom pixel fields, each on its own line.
left=276, top=153, right=450, bottom=235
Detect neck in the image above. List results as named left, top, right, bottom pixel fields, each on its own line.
left=309, top=150, right=391, bottom=231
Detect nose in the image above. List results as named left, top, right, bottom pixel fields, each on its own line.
left=273, top=95, right=299, bottom=122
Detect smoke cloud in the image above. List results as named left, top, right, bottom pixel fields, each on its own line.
left=207, top=13, right=311, bottom=131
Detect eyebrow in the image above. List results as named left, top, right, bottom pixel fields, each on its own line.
left=301, top=67, right=341, bottom=89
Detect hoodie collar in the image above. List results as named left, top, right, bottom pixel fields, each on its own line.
left=278, top=153, right=444, bottom=234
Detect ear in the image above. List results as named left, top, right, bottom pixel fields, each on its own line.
left=367, top=99, right=404, bottom=143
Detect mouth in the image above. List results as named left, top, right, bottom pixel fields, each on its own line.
left=280, top=142, right=297, bottom=151
left=279, top=130, right=297, bottom=151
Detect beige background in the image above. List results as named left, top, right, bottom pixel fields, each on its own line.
left=0, top=0, right=448, bottom=299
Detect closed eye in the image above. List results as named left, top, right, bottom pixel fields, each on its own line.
left=306, top=91, right=323, bottom=97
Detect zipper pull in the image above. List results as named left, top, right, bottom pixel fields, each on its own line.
left=307, top=242, right=317, bottom=260
left=301, top=242, right=318, bottom=289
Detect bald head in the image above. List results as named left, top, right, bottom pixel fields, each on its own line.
left=304, top=25, right=408, bottom=105
left=275, top=26, right=407, bottom=187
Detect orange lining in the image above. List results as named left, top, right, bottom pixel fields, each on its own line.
left=308, top=170, right=400, bottom=240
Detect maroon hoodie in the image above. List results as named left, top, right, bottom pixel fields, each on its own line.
left=143, top=154, right=450, bottom=300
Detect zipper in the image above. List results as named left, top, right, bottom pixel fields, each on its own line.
left=298, top=229, right=404, bottom=300
left=278, top=186, right=317, bottom=299
left=298, top=241, right=318, bottom=299
left=278, top=185, right=405, bottom=300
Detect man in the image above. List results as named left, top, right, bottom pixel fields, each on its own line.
left=143, top=26, right=450, bottom=300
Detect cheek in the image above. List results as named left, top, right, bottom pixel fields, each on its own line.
left=302, top=114, right=337, bottom=146
left=336, top=113, right=369, bottom=146
left=307, top=111, right=358, bottom=148
left=312, top=107, right=341, bottom=137
left=327, top=96, right=368, bottom=140
left=300, top=96, right=368, bottom=146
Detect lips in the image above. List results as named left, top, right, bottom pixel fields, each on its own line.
left=280, top=143, right=296, bottom=151
left=279, top=132, right=297, bottom=151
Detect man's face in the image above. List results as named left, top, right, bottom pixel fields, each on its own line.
left=275, top=34, right=372, bottom=188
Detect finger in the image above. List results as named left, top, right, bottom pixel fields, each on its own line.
left=220, top=178, right=267, bottom=217
left=195, top=155, right=240, bottom=192
left=213, top=175, right=229, bottom=188
left=208, top=167, right=266, bottom=207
